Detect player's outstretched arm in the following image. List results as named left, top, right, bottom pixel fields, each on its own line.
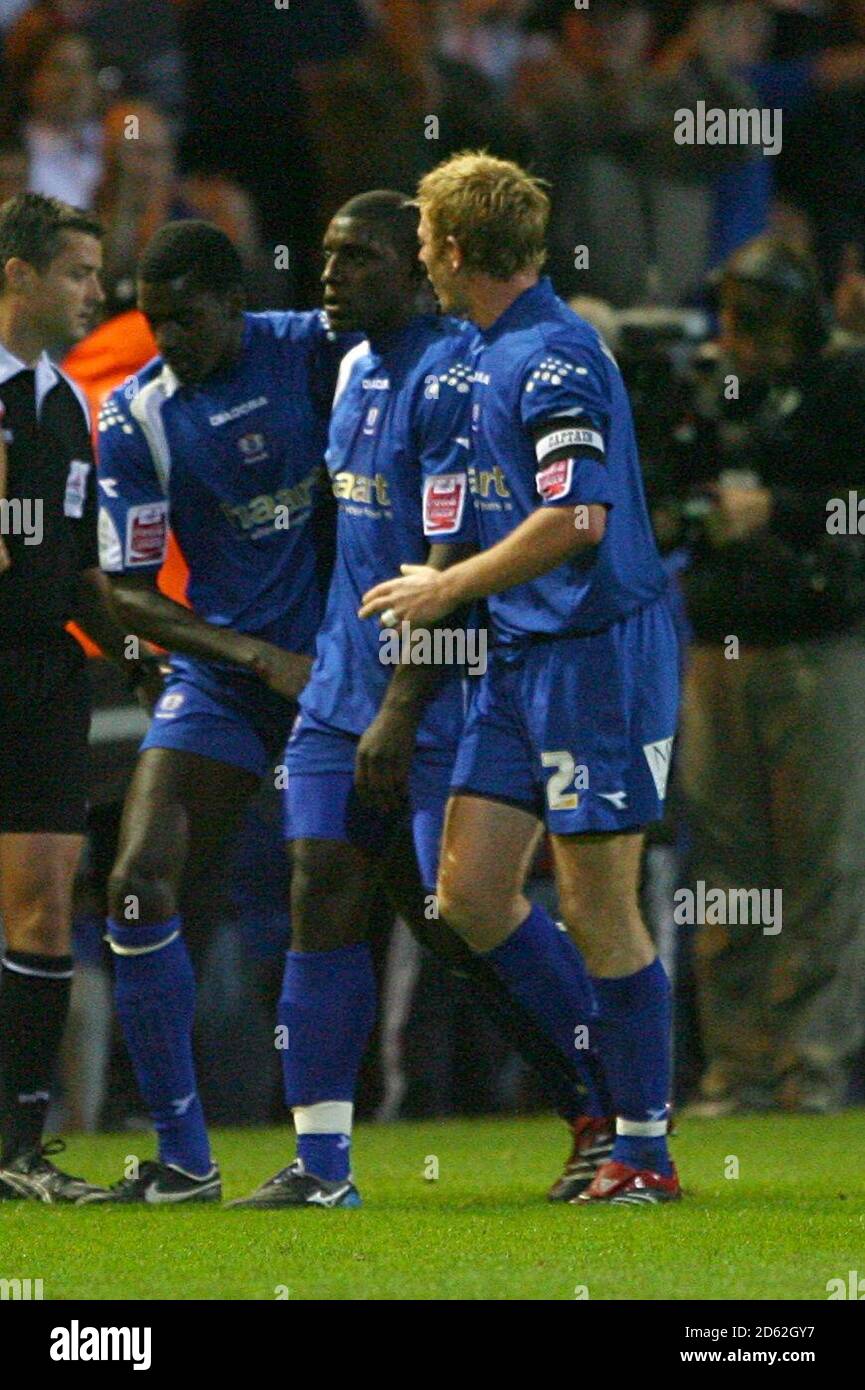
left=107, top=570, right=312, bottom=700
left=360, top=503, right=606, bottom=626
left=72, top=567, right=164, bottom=707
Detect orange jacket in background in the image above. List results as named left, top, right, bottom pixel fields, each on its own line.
left=62, top=310, right=190, bottom=655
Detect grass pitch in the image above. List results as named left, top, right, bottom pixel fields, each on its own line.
left=2, top=1112, right=863, bottom=1300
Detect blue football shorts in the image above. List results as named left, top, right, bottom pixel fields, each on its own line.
left=283, top=711, right=455, bottom=889
left=450, top=595, right=680, bottom=836
left=141, top=656, right=297, bottom=778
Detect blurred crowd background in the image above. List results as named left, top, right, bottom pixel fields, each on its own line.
left=3, top=0, right=865, bottom=1134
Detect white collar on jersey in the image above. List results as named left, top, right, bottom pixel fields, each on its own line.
left=0, top=340, right=62, bottom=418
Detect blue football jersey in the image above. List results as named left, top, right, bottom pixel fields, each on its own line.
left=96, top=311, right=346, bottom=665
left=426, top=278, right=667, bottom=641
left=299, top=314, right=475, bottom=749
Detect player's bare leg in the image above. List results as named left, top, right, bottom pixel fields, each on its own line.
left=86, top=748, right=259, bottom=1205
left=0, top=832, right=109, bottom=1201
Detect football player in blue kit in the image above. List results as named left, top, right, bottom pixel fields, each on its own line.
left=85, top=221, right=347, bottom=1203
left=231, top=191, right=611, bottom=1209
left=361, top=154, right=682, bottom=1205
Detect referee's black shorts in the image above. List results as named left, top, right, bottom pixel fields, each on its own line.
left=0, top=632, right=91, bottom=835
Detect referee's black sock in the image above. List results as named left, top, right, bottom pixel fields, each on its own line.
left=0, top=951, right=73, bottom=1164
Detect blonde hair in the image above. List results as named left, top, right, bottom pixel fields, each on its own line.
left=417, top=151, right=549, bottom=280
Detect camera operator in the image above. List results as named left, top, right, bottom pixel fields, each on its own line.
left=657, top=234, right=865, bottom=1115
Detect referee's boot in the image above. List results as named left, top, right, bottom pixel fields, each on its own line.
left=0, top=1139, right=110, bottom=1205
left=79, top=1158, right=222, bottom=1205
left=227, top=1159, right=361, bottom=1209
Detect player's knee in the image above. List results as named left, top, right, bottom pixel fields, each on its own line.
left=436, top=877, right=497, bottom=948
left=107, top=862, right=176, bottom=927
left=290, top=843, right=368, bottom=952
left=3, top=897, right=71, bottom=955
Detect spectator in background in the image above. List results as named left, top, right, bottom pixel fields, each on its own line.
left=1, top=14, right=103, bottom=206
left=513, top=0, right=756, bottom=305
left=180, top=0, right=369, bottom=306
left=658, top=236, right=865, bottom=1114
left=437, top=0, right=531, bottom=90
left=95, top=102, right=286, bottom=313
left=304, top=0, right=528, bottom=256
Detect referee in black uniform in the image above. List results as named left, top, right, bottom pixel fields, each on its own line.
left=0, top=194, right=161, bottom=1202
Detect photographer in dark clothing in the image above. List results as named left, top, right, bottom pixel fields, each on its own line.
left=657, top=236, right=865, bottom=1114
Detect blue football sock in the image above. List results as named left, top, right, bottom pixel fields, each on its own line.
left=591, top=958, right=673, bottom=1175
left=486, top=905, right=611, bottom=1118
left=107, top=916, right=211, bottom=1177
left=279, top=943, right=377, bottom=1183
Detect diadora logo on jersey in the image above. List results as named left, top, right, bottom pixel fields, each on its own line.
left=363, top=406, right=380, bottom=436
left=437, top=362, right=473, bottom=393
left=209, top=396, right=268, bottom=427
left=524, top=357, right=589, bottom=392
left=423, top=473, right=467, bottom=536
left=97, top=398, right=134, bottom=435
left=468, top=463, right=510, bottom=500
left=362, top=377, right=390, bottom=390
left=332, top=470, right=390, bottom=507
left=220, top=464, right=323, bottom=533
left=237, top=431, right=268, bottom=463
left=536, top=457, right=574, bottom=503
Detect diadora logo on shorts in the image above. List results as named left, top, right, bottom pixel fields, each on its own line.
left=363, top=406, right=380, bottom=436
left=209, top=396, right=267, bottom=427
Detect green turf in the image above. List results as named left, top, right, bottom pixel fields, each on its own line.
left=1, top=1112, right=863, bottom=1300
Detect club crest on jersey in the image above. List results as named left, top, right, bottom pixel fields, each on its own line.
left=536, top=457, right=574, bottom=503
left=423, top=474, right=467, bottom=536
left=237, top=431, right=268, bottom=464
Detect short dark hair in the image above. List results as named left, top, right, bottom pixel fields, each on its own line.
left=0, top=192, right=102, bottom=289
left=138, top=220, right=244, bottom=296
left=334, top=190, right=420, bottom=268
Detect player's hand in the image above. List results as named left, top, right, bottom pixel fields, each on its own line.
left=705, top=484, right=772, bottom=546
left=358, top=565, right=455, bottom=627
left=355, top=704, right=419, bottom=812
left=132, top=657, right=167, bottom=714
left=248, top=641, right=313, bottom=702
left=0, top=535, right=10, bottom=574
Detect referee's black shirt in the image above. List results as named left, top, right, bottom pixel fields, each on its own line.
left=0, top=343, right=97, bottom=650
